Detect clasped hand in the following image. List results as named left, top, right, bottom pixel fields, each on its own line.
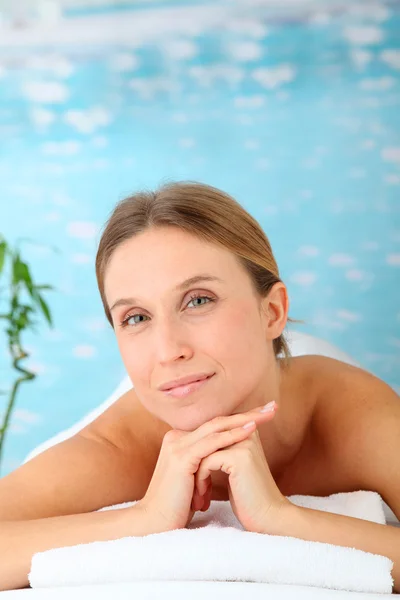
left=140, top=401, right=293, bottom=535
left=191, top=403, right=291, bottom=534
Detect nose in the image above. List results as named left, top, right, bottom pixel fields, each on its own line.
left=155, top=317, right=193, bottom=364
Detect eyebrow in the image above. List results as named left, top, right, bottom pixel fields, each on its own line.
left=109, top=274, right=224, bottom=313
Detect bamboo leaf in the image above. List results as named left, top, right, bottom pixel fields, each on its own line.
left=35, top=293, right=53, bottom=327
left=16, top=313, right=28, bottom=330
left=0, top=242, right=6, bottom=275
left=0, top=235, right=55, bottom=472
left=12, top=255, right=33, bottom=288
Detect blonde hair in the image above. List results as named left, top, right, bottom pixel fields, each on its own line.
left=96, top=180, right=304, bottom=370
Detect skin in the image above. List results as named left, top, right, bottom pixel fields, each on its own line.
left=103, top=225, right=316, bottom=498
left=103, top=225, right=399, bottom=508
left=105, top=225, right=289, bottom=435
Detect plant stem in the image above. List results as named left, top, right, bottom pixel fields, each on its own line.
left=0, top=354, right=35, bottom=477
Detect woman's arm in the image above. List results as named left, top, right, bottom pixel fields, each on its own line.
left=0, top=502, right=158, bottom=591
left=273, top=505, right=400, bottom=593
left=0, top=391, right=153, bottom=521
left=0, top=390, right=158, bottom=590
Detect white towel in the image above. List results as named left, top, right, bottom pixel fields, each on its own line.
left=29, top=491, right=394, bottom=593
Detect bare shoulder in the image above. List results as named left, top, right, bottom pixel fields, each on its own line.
left=82, top=387, right=169, bottom=470
left=300, top=353, right=400, bottom=442
left=303, top=354, right=400, bottom=516
left=305, top=353, right=400, bottom=432
left=0, top=389, right=167, bottom=520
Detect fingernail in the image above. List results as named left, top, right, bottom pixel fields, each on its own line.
left=242, top=420, right=256, bottom=429
left=260, top=401, right=276, bottom=413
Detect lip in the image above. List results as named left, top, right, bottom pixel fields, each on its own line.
left=162, top=374, right=214, bottom=398
left=159, top=372, right=214, bottom=392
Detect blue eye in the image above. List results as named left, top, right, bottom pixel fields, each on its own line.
left=186, top=294, right=213, bottom=308
left=122, top=314, right=148, bottom=328
left=119, top=294, right=214, bottom=329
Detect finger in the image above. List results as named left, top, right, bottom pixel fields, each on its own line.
left=192, top=473, right=212, bottom=509
left=196, top=473, right=212, bottom=497
left=189, top=420, right=259, bottom=477
left=200, top=479, right=213, bottom=512
left=186, top=508, right=196, bottom=527
left=183, top=402, right=277, bottom=447
left=191, top=482, right=204, bottom=510
left=196, top=449, right=231, bottom=493
left=206, top=402, right=277, bottom=434
left=191, top=492, right=204, bottom=512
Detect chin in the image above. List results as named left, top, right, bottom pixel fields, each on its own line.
left=170, top=402, right=231, bottom=432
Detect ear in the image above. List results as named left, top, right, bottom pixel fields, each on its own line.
left=260, top=282, right=289, bottom=341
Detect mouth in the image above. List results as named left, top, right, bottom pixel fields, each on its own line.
left=162, top=374, right=215, bottom=398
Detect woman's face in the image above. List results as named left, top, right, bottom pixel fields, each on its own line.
left=104, top=226, right=284, bottom=431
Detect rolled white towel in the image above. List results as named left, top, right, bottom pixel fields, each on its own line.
left=29, top=490, right=394, bottom=593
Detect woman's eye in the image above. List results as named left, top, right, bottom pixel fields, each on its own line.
left=119, top=294, right=213, bottom=329
left=186, top=294, right=212, bottom=308
left=120, top=313, right=148, bottom=328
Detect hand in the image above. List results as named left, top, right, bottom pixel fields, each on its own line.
left=138, top=403, right=283, bottom=533
left=193, top=407, right=292, bottom=534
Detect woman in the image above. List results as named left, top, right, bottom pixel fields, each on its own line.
left=0, top=181, right=399, bottom=592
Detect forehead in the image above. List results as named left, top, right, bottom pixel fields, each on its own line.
left=104, top=227, right=244, bottom=301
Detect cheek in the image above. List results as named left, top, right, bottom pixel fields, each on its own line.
left=116, top=337, right=148, bottom=385
left=215, top=303, right=260, bottom=351
left=214, top=304, right=267, bottom=377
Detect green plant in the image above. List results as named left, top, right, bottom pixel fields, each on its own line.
left=0, top=235, right=55, bottom=476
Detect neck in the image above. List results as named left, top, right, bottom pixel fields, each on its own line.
left=231, top=356, right=284, bottom=416
left=252, top=357, right=298, bottom=470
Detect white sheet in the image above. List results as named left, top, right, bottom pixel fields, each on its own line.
left=0, top=581, right=395, bottom=599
